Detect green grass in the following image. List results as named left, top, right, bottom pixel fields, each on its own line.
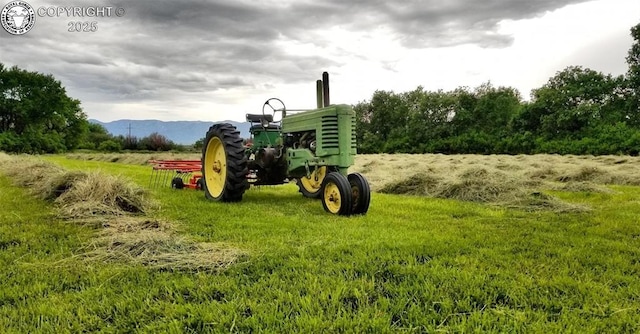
left=1, top=155, right=640, bottom=332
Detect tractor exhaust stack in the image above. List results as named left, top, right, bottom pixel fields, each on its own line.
left=316, top=80, right=323, bottom=109
left=322, top=71, right=330, bottom=107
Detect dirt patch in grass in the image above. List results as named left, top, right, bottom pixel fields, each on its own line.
left=0, top=154, right=244, bottom=272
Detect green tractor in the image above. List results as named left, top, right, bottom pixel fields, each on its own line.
left=201, top=72, right=370, bottom=216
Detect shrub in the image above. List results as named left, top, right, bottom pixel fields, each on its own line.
left=98, top=140, right=122, bottom=152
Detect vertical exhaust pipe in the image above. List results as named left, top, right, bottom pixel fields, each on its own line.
left=322, top=71, right=330, bottom=107
left=316, top=79, right=323, bottom=109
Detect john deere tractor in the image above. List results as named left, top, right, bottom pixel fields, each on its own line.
left=201, top=72, right=370, bottom=215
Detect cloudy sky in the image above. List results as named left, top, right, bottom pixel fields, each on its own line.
left=1, top=0, right=639, bottom=122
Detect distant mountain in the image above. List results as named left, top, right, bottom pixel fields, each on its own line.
left=90, top=119, right=251, bottom=145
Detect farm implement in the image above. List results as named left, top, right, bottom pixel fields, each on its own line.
left=149, top=160, right=204, bottom=190
left=200, top=72, right=371, bottom=216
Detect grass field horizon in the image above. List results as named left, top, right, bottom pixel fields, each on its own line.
left=1, top=152, right=639, bottom=332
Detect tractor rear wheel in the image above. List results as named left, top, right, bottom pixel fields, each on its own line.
left=202, top=123, right=248, bottom=202
left=296, top=166, right=327, bottom=199
left=321, top=172, right=353, bottom=216
left=348, top=173, right=371, bottom=215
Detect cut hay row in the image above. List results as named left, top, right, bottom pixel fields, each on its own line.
left=0, top=154, right=152, bottom=218
left=377, top=167, right=588, bottom=213
left=82, top=217, right=244, bottom=271
left=351, top=153, right=640, bottom=212
left=0, top=153, right=244, bottom=272
left=67, top=152, right=640, bottom=188
left=351, top=153, right=640, bottom=191
left=64, top=152, right=640, bottom=212
left=66, top=152, right=200, bottom=165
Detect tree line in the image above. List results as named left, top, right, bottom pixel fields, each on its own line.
left=80, top=123, right=179, bottom=152
left=354, top=23, right=640, bottom=155
left=0, top=64, right=180, bottom=153
left=0, top=63, right=86, bottom=153
left=2, top=23, right=640, bottom=155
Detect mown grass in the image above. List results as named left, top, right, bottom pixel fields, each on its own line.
left=1, top=154, right=639, bottom=332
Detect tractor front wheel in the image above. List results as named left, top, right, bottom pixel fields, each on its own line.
left=296, top=166, right=327, bottom=199
left=202, top=123, right=248, bottom=202
left=321, top=172, right=353, bottom=216
left=348, top=173, right=371, bottom=215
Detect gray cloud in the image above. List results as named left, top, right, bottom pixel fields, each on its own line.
left=287, top=0, right=589, bottom=48
left=0, top=0, right=593, bottom=120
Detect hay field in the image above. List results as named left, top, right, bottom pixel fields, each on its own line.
left=352, top=154, right=640, bottom=190
left=2, top=152, right=638, bottom=332
left=67, top=152, right=640, bottom=189
left=353, top=154, right=640, bottom=212
left=67, top=152, right=640, bottom=211
left=0, top=153, right=244, bottom=272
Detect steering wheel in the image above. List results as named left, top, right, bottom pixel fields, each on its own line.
left=262, top=98, right=286, bottom=123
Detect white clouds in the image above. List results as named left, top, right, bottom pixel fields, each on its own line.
left=1, top=0, right=638, bottom=121
left=334, top=0, right=640, bottom=104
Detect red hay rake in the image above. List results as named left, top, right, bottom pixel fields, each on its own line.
left=148, top=160, right=204, bottom=190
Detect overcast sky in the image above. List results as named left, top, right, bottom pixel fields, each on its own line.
left=1, top=0, right=639, bottom=122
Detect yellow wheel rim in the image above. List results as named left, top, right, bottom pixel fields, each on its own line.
left=204, top=137, right=226, bottom=197
left=300, top=166, right=327, bottom=193
left=323, top=181, right=342, bottom=214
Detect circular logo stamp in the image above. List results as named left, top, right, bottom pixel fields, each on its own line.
left=1, top=1, right=35, bottom=35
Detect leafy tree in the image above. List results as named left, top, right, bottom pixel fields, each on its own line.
left=626, top=22, right=640, bottom=126
left=194, top=137, right=205, bottom=150
left=449, top=86, right=478, bottom=134
left=514, top=66, right=622, bottom=139
left=451, top=83, right=521, bottom=138
left=0, top=63, right=88, bottom=153
left=404, top=88, right=456, bottom=152
left=353, top=100, right=382, bottom=153
left=138, top=132, right=175, bottom=151
left=121, top=135, right=139, bottom=150
left=350, top=23, right=640, bottom=155
left=79, top=123, right=112, bottom=150
left=98, top=139, right=122, bottom=152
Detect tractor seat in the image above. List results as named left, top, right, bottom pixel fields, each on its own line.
left=250, top=124, right=281, bottom=132
left=246, top=113, right=274, bottom=123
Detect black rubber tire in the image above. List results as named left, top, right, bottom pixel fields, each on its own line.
left=348, top=173, right=371, bottom=215
left=196, top=178, right=204, bottom=191
left=171, top=177, right=184, bottom=189
left=202, top=123, right=248, bottom=202
left=321, top=172, right=353, bottom=216
left=296, top=166, right=326, bottom=199
left=297, top=180, right=322, bottom=199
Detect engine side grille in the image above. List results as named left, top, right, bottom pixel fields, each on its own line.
left=351, top=117, right=357, bottom=151
left=321, top=115, right=339, bottom=149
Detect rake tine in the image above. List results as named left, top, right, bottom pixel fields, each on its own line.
left=149, top=168, right=156, bottom=188
left=154, top=168, right=162, bottom=188
left=162, top=169, right=169, bottom=188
